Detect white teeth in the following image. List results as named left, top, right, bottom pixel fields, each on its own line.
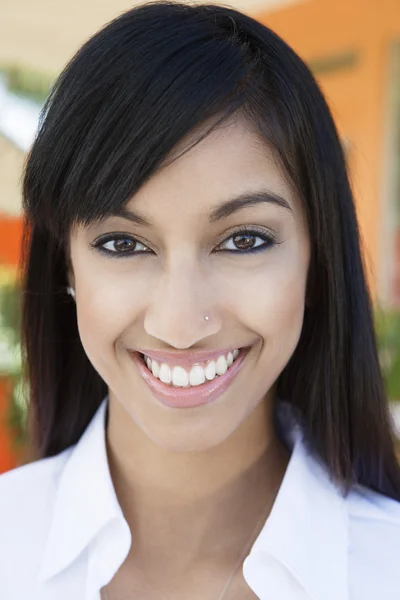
left=204, top=360, right=216, bottom=380
left=189, top=365, right=206, bottom=386
left=172, top=366, right=189, bottom=387
left=159, top=363, right=172, bottom=384
left=151, top=360, right=160, bottom=378
left=216, top=355, right=228, bottom=375
left=143, top=348, right=240, bottom=387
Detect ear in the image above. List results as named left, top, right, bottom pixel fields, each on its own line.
left=68, top=272, right=75, bottom=290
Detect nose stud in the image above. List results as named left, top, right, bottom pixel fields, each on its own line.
left=204, top=315, right=210, bottom=321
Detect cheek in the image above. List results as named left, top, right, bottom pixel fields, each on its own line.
left=218, top=247, right=308, bottom=349
left=73, top=265, right=152, bottom=369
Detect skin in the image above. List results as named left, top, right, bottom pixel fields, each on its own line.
left=68, top=116, right=311, bottom=599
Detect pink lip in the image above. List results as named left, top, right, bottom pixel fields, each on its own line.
left=129, top=349, right=247, bottom=409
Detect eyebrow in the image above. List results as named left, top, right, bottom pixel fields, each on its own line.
left=208, top=190, right=293, bottom=222
left=108, top=189, right=293, bottom=227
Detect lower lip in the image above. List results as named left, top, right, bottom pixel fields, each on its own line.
left=130, top=350, right=247, bottom=409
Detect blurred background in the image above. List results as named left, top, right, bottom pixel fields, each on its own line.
left=0, top=0, right=399, bottom=472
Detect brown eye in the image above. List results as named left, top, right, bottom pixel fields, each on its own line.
left=93, top=234, right=150, bottom=257
left=113, top=238, right=136, bottom=252
left=218, top=229, right=276, bottom=253
left=232, top=234, right=256, bottom=250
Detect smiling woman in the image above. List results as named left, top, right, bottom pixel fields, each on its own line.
left=68, top=122, right=305, bottom=437
left=0, top=3, right=399, bottom=600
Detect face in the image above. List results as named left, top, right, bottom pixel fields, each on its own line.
left=69, top=118, right=310, bottom=452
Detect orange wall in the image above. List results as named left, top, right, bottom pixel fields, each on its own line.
left=0, top=215, right=23, bottom=266
left=0, top=216, right=23, bottom=472
left=257, top=0, right=400, bottom=297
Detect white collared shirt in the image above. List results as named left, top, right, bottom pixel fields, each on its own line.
left=0, top=398, right=399, bottom=600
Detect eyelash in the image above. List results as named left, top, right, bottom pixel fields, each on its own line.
left=91, top=228, right=280, bottom=259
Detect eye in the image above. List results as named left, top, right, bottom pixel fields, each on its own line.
left=217, top=229, right=277, bottom=253
left=92, top=234, right=151, bottom=257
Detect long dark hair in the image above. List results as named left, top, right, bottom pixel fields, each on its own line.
left=21, top=1, right=400, bottom=499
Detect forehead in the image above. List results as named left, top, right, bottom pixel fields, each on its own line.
left=123, top=118, right=297, bottom=219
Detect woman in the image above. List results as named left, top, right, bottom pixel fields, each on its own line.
left=0, top=2, right=399, bottom=599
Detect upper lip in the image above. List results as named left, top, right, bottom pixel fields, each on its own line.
left=131, top=347, right=243, bottom=366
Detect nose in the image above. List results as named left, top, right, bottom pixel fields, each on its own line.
left=143, top=259, right=222, bottom=348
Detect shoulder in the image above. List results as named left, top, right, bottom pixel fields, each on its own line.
left=346, top=486, right=400, bottom=599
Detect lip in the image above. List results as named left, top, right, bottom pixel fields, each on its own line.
left=129, top=348, right=248, bottom=409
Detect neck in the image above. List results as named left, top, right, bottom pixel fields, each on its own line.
left=106, top=394, right=289, bottom=570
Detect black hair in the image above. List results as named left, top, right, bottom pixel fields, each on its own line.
left=21, top=1, right=400, bottom=499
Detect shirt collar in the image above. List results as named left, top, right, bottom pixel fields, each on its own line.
left=39, top=398, right=348, bottom=599
left=38, top=398, right=131, bottom=586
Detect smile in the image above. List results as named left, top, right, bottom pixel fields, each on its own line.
left=143, top=348, right=240, bottom=387
left=129, top=348, right=247, bottom=408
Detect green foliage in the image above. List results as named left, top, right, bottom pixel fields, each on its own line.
left=6, top=376, right=29, bottom=450
left=375, top=310, right=400, bottom=401
left=0, top=274, right=28, bottom=448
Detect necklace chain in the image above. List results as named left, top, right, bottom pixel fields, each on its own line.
left=101, top=485, right=279, bottom=600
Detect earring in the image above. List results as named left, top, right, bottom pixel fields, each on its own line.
left=204, top=315, right=210, bottom=321
left=67, top=286, right=76, bottom=299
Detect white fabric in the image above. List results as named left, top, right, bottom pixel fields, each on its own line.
left=0, top=397, right=399, bottom=600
